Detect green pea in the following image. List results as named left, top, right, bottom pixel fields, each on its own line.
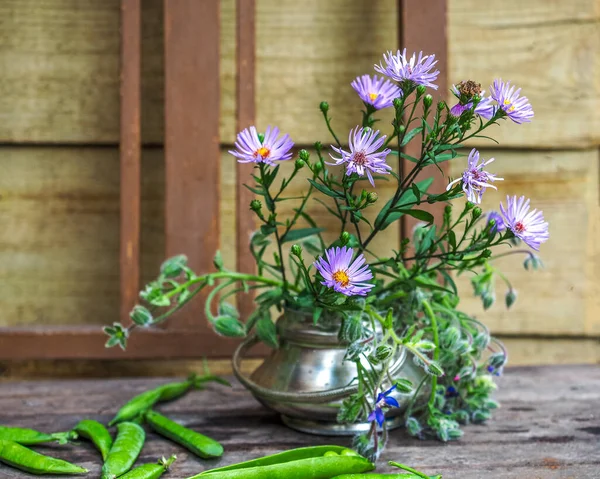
left=0, top=439, right=87, bottom=475
left=0, top=425, right=76, bottom=445
left=101, top=422, right=145, bottom=479
left=191, top=454, right=374, bottom=479
left=109, top=374, right=230, bottom=426
left=196, top=445, right=349, bottom=475
left=72, top=419, right=113, bottom=461
left=145, top=410, right=223, bottom=459
left=118, top=455, right=177, bottom=479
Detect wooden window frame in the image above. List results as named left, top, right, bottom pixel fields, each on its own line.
left=0, top=0, right=447, bottom=360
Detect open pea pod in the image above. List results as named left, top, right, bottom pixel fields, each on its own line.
left=190, top=446, right=374, bottom=479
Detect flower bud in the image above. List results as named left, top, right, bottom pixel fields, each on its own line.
left=298, top=149, right=310, bottom=162
left=423, top=94, right=433, bottom=109
left=295, top=158, right=305, bottom=169
left=314, top=141, right=322, bottom=151
left=444, top=204, right=452, bottom=215
left=257, top=132, right=265, bottom=143
left=313, top=161, right=323, bottom=173
left=366, top=192, right=378, bottom=204
left=340, top=231, right=351, bottom=245
left=250, top=199, right=262, bottom=212
left=505, top=288, right=518, bottom=309
left=437, top=100, right=447, bottom=111
left=393, top=97, right=404, bottom=110
left=319, top=101, right=329, bottom=113
left=398, top=125, right=406, bottom=134
left=465, top=202, right=475, bottom=211
left=375, top=344, right=393, bottom=361
left=290, top=244, right=303, bottom=257
left=416, top=85, right=427, bottom=97
left=482, top=249, right=492, bottom=258
left=394, top=378, right=413, bottom=394
left=472, top=207, right=482, bottom=219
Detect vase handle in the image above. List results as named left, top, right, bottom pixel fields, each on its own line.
left=232, top=335, right=406, bottom=404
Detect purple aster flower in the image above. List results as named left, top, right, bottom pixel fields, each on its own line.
left=450, top=84, right=494, bottom=120
left=313, top=246, right=374, bottom=297
left=489, top=79, right=534, bottom=124
left=351, top=74, right=402, bottom=110
left=375, top=49, right=439, bottom=90
left=229, top=126, right=294, bottom=166
left=500, top=195, right=549, bottom=251
left=446, top=149, right=503, bottom=204
left=487, top=211, right=506, bottom=234
left=329, top=127, right=392, bottom=187
left=367, top=385, right=399, bottom=427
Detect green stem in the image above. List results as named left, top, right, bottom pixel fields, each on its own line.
left=389, top=461, right=431, bottom=479
left=422, top=299, right=439, bottom=409
left=321, top=110, right=342, bottom=148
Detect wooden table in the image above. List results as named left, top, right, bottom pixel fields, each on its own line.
left=1, top=365, right=599, bottom=478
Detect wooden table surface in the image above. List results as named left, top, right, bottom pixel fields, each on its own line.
left=1, top=365, right=599, bottom=478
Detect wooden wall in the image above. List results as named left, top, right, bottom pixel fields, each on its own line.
left=0, top=0, right=598, bottom=376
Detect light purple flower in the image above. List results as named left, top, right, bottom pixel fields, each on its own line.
left=313, top=246, right=374, bottom=297
left=329, top=127, right=392, bottom=187
left=367, top=385, right=399, bottom=427
left=375, top=49, right=439, bottom=90
left=500, top=195, right=549, bottom=251
left=229, top=126, right=294, bottom=166
left=489, top=79, right=534, bottom=124
left=446, top=149, right=503, bottom=204
left=450, top=84, right=494, bottom=120
left=351, top=75, right=402, bottom=110
left=487, top=211, right=506, bottom=234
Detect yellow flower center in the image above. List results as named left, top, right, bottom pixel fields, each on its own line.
left=369, top=93, right=379, bottom=102
left=255, top=146, right=270, bottom=159
left=503, top=99, right=515, bottom=112
left=332, top=270, right=350, bottom=287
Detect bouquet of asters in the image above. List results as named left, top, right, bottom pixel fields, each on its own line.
left=105, top=49, right=548, bottom=460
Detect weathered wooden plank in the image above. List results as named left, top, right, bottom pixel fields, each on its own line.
left=119, top=0, right=142, bottom=325
left=0, top=0, right=598, bottom=148
left=0, top=147, right=236, bottom=329
left=235, top=0, right=257, bottom=319
left=0, top=366, right=598, bottom=478
left=399, top=0, right=449, bottom=239
left=449, top=148, right=600, bottom=336
left=449, top=0, right=600, bottom=149
left=164, top=0, right=221, bottom=334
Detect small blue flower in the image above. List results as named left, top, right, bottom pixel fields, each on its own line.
left=445, top=386, right=459, bottom=398
left=487, top=365, right=495, bottom=373
left=367, top=385, right=399, bottom=426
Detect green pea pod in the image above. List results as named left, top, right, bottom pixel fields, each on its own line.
left=72, top=419, right=113, bottom=461
left=109, top=374, right=230, bottom=426
left=101, top=422, right=145, bottom=479
left=331, top=475, right=439, bottom=478
left=109, top=389, right=162, bottom=426
left=118, top=455, right=177, bottom=479
left=189, top=453, right=374, bottom=479
left=0, top=439, right=88, bottom=475
left=0, top=425, right=76, bottom=445
left=196, top=445, right=350, bottom=475
left=145, top=410, right=223, bottom=459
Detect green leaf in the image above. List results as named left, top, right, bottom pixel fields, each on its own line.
left=307, top=179, right=344, bottom=199
left=130, top=305, right=154, bottom=326
left=260, top=224, right=277, bottom=235
left=400, top=126, right=423, bottom=147
left=213, top=251, right=224, bottom=271
left=414, top=275, right=454, bottom=294
left=448, top=230, right=457, bottom=251
left=395, top=208, right=434, bottom=224
left=375, top=177, right=434, bottom=231
left=411, top=183, right=421, bottom=205
left=177, top=288, right=191, bottom=306
left=213, top=316, right=246, bottom=338
left=256, top=317, right=279, bottom=348
left=281, top=227, right=325, bottom=243
left=160, top=255, right=188, bottom=278
left=218, top=301, right=239, bottom=318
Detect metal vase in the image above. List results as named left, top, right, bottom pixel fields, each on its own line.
left=232, top=310, right=428, bottom=436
